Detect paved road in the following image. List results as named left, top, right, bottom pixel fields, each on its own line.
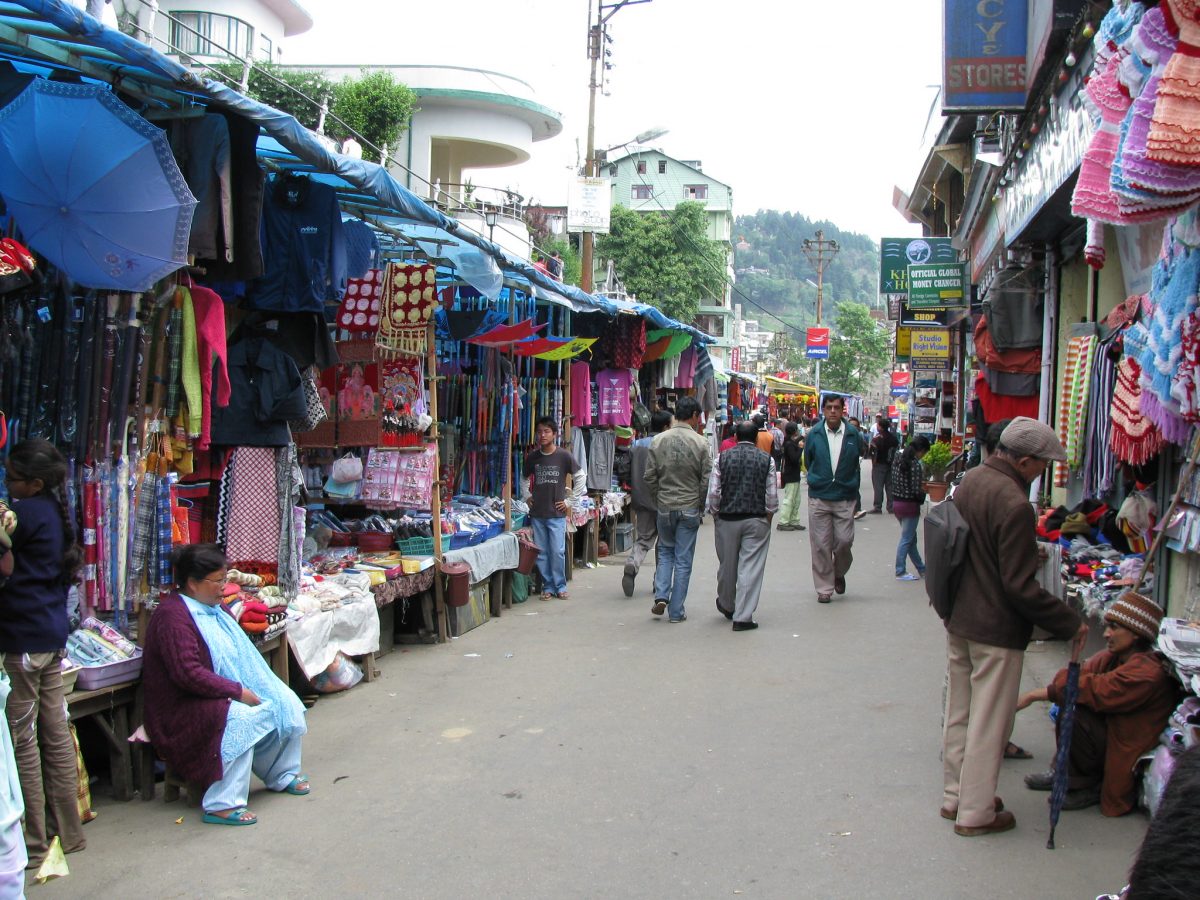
left=49, top=486, right=1146, bottom=899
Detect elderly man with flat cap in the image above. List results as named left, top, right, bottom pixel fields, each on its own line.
left=939, top=417, right=1089, bottom=837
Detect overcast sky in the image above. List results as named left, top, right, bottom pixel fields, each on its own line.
left=286, top=0, right=944, bottom=242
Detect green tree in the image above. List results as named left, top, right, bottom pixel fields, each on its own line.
left=819, top=302, right=890, bottom=396
left=208, top=62, right=334, bottom=131
left=596, top=203, right=726, bottom=322
left=330, top=70, right=418, bottom=163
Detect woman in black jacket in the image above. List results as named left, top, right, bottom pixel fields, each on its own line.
left=889, top=435, right=930, bottom=580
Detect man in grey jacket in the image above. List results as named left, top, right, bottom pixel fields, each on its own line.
left=643, top=397, right=711, bottom=623
left=623, top=410, right=673, bottom=597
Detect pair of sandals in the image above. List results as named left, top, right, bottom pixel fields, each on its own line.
left=540, top=591, right=568, bottom=600
left=202, top=774, right=311, bottom=826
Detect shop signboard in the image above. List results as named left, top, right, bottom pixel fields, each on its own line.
left=567, top=176, right=611, bottom=234
left=890, top=371, right=911, bottom=397
left=907, top=262, right=967, bottom=308
left=880, top=237, right=956, bottom=295
left=909, top=329, right=952, bottom=367
left=730, top=346, right=741, bottom=372
left=942, top=0, right=1029, bottom=113
left=900, top=303, right=950, bottom=327
left=896, top=326, right=911, bottom=359
left=805, top=327, right=830, bottom=359
left=887, top=405, right=898, bottom=418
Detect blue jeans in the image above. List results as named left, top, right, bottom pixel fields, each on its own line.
left=653, top=509, right=701, bottom=619
left=202, top=730, right=303, bottom=813
left=531, top=516, right=567, bottom=594
left=895, top=514, right=925, bottom=576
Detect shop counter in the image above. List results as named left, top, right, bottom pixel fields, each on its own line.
left=68, top=682, right=139, bottom=801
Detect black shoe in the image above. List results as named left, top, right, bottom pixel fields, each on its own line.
left=776, top=524, right=793, bottom=531
left=869, top=509, right=883, bottom=515
left=796, top=524, right=806, bottom=531
left=716, top=598, right=733, bottom=620
left=651, top=599, right=667, bottom=616
left=1060, top=785, right=1101, bottom=811
left=621, top=570, right=635, bottom=597
left=732, top=621, right=758, bottom=631
left=1024, top=771, right=1054, bottom=791
left=834, top=576, right=846, bottom=595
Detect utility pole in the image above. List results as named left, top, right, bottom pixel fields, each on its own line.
left=802, top=229, right=839, bottom=398
left=580, top=0, right=651, bottom=293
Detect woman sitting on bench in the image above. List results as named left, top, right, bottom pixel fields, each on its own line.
left=143, top=544, right=309, bottom=826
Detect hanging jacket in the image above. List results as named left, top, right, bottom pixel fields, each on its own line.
left=210, top=337, right=307, bottom=447
left=245, top=174, right=347, bottom=313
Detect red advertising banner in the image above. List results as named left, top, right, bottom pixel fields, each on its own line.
left=890, top=371, right=911, bottom=396
left=805, top=327, right=830, bottom=360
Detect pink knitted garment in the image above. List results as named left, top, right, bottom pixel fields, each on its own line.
left=187, top=283, right=231, bottom=451
left=1148, top=0, right=1200, bottom=166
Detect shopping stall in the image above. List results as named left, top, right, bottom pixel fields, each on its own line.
left=764, top=375, right=819, bottom=423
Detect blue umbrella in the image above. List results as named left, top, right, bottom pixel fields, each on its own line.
left=1047, top=641, right=1086, bottom=849
left=0, top=80, right=195, bottom=292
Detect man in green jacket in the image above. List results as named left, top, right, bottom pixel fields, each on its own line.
left=803, top=395, right=864, bottom=603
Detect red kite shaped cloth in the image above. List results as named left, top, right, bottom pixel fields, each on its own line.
left=467, top=319, right=545, bottom=347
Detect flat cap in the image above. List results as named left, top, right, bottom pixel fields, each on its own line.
left=998, top=416, right=1067, bottom=462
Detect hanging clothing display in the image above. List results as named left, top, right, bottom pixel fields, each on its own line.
left=377, top=261, right=439, bottom=357
left=595, top=368, right=632, bottom=427
left=571, top=360, right=592, bottom=427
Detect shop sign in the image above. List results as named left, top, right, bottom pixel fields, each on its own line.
left=970, top=194, right=1005, bottom=282
left=907, top=262, right=967, bottom=308
left=896, top=326, right=911, bottom=358
left=567, top=176, right=611, bottom=234
left=888, top=404, right=898, bottom=418
left=943, top=0, right=1029, bottom=112
left=805, top=327, right=830, bottom=359
left=910, top=329, right=952, bottom=366
left=1003, top=66, right=1094, bottom=244
left=951, top=434, right=964, bottom=454
left=891, top=371, right=911, bottom=397
left=880, top=237, right=956, bottom=294
left=900, top=303, right=950, bottom=327
left=888, top=295, right=902, bottom=321
left=730, top=346, right=741, bottom=372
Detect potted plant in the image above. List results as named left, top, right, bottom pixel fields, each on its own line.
left=921, top=440, right=955, bottom=502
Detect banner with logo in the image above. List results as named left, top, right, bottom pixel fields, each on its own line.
left=880, top=237, right=956, bottom=295
left=890, top=371, right=911, bottom=397
left=907, top=262, right=967, bottom=308
left=805, top=327, right=830, bottom=360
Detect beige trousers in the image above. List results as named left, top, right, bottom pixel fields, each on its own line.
left=807, top=497, right=855, bottom=596
left=3, top=652, right=85, bottom=866
left=941, top=633, right=1025, bottom=827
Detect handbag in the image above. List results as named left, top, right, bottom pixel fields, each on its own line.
left=289, top=366, right=328, bottom=433
left=331, top=452, right=363, bottom=483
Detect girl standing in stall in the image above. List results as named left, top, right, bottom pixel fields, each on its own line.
left=0, top=439, right=85, bottom=868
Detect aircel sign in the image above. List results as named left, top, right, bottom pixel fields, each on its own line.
left=943, top=0, right=1028, bottom=113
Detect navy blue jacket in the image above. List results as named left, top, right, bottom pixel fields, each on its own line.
left=246, top=174, right=346, bottom=313
left=0, top=496, right=69, bottom=653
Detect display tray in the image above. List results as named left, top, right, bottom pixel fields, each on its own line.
left=76, top=648, right=143, bottom=691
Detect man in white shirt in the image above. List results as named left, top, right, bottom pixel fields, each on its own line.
left=802, top=396, right=865, bottom=603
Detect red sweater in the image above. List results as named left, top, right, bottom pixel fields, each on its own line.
left=142, top=595, right=243, bottom=788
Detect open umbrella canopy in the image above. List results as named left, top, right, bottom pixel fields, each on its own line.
left=0, top=79, right=196, bottom=292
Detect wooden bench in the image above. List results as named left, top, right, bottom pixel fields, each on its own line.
left=67, top=682, right=139, bottom=802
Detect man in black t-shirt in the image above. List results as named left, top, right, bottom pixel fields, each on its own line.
left=523, top=417, right=582, bottom=600
left=869, top=419, right=899, bottom=514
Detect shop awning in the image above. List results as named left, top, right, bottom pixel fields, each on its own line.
left=765, top=375, right=817, bottom=395
left=0, top=0, right=714, bottom=345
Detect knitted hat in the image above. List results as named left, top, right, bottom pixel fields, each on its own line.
left=999, top=417, right=1068, bottom=461
left=1104, top=593, right=1164, bottom=642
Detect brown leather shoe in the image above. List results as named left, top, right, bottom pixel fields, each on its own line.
left=940, top=796, right=1004, bottom=820
left=954, top=810, right=1016, bottom=836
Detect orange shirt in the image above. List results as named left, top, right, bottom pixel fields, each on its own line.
left=756, top=431, right=774, bottom=456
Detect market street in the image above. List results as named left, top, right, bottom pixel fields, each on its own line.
left=49, top=495, right=1145, bottom=899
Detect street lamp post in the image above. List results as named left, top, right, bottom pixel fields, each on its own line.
left=802, top=230, right=839, bottom=399
left=484, top=207, right=498, bottom=244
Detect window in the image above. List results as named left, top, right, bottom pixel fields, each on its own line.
left=170, top=11, right=255, bottom=59
left=632, top=185, right=653, bottom=200
left=658, top=160, right=667, bottom=174
left=258, top=33, right=273, bottom=62
left=636, top=161, right=646, bottom=175
left=608, top=165, right=617, bottom=177
left=685, top=184, right=709, bottom=200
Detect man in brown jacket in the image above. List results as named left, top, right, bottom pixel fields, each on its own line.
left=940, top=417, right=1087, bottom=837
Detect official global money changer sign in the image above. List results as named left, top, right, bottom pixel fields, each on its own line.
left=906, top=262, right=967, bottom=309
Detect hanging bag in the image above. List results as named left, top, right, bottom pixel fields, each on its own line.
left=331, top=452, right=363, bottom=484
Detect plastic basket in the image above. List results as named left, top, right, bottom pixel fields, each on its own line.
left=397, top=536, right=434, bottom=556
left=76, top=648, right=143, bottom=691
left=482, top=521, right=503, bottom=542
left=509, top=512, right=527, bottom=530
left=449, top=530, right=476, bottom=550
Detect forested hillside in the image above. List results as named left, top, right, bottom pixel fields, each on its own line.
left=733, top=211, right=881, bottom=333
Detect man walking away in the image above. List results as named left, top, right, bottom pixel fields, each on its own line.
left=643, top=396, right=711, bottom=623
left=870, top=419, right=899, bottom=514
left=777, top=423, right=806, bottom=531
left=804, top=396, right=864, bottom=603
left=770, top=418, right=786, bottom=469
left=752, top=415, right=775, bottom=457
left=708, top=421, right=777, bottom=630
left=524, top=417, right=585, bottom=600
left=941, top=417, right=1087, bottom=837
left=623, top=410, right=673, bottom=597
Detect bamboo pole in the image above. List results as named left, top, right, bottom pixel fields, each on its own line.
left=427, top=318, right=447, bottom=643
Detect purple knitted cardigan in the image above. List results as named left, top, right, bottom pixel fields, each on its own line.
left=142, top=595, right=243, bottom=788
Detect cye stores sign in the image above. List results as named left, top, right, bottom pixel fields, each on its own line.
left=943, top=0, right=1028, bottom=112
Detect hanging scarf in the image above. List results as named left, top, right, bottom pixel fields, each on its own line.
left=337, top=268, right=383, bottom=335
left=377, top=262, right=438, bottom=358
left=1112, top=356, right=1167, bottom=465
left=182, top=595, right=306, bottom=763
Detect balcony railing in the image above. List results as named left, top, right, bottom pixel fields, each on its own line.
left=430, top=182, right=525, bottom=221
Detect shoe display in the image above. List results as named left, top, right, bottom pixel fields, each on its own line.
left=1024, top=771, right=1054, bottom=791
left=731, top=621, right=758, bottom=631
left=651, top=599, right=667, bottom=616
left=954, top=810, right=1016, bottom=837
left=622, top=570, right=635, bottom=597
left=834, top=576, right=846, bottom=595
